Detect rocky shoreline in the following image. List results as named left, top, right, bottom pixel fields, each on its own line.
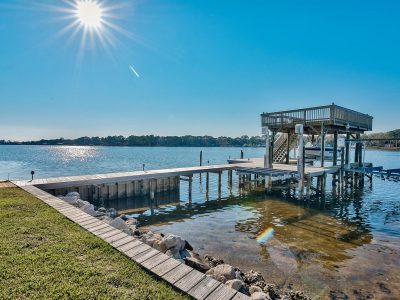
left=58, top=192, right=310, bottom=300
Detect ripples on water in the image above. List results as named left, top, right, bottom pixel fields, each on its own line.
left=1, top=145, right=399, bottom=298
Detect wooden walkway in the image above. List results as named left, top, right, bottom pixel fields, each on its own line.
left=12, top=159, right=339, bottom=190
left=16, top=183, right=250, bottom=300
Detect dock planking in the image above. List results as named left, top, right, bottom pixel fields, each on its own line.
left=16, top=181, right=251, bottom=300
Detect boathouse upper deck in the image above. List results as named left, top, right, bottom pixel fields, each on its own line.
left=261, top=104, right=373, bottom=134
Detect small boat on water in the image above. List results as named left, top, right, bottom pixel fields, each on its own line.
left=305, top=144, right=341, bottom=159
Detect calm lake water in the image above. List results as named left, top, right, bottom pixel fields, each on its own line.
left=1, top=145, right=399, bottom=299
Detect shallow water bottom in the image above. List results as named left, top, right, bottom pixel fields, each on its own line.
left=142, top=195, right=400, bottom=299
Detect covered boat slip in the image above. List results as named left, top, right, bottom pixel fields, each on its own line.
left=261, top=104, right=373, bottom=167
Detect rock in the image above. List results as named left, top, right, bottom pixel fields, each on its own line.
left=161, top=233, right=186, bottom=252
left=153, top=240, right=168, bottom=253
left=106, top=208, right=117, bottom=218
left=225, top=279, right=244, bottom=291
left=141, top=231, right=163, bottom=247
left=97, top=207, right=107, bottom=213
left=119, top=214, right=128, bottom=220
left=94, top=211, right=105, bottom=217
left=205, top=255, right=225, bottom=267
left=251, top=291, right=270, bottom=300
left=206, top=264, right=236, bottom=283
left=165, top=248, right=181, bottom=259
left=249, top=286, right=263, bottom=295
left=185, top=256, right=210, bottom=273
left=66, top=191, right=80, bottom=198
left=125, top=218, right=139, bottom=226
left=109, top=217, right=131, bottom=234
left=76, top=199, right=90, bottom=208
left=97, top=215, right=114, bottom=223
left=263, top=284, right=280, bottom=299
left=80, top=203, right=97, bottom=216
left=184, top=240, right=193, bottom=251
left=243, top=270, right=266, bottom=289
left=58, top=195, right=78, bottom=205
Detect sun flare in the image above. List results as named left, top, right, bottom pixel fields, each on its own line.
left=75, top=0, right=103, bottom=28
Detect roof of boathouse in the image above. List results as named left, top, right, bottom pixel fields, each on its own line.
left=261, top=103, right=373, bottom=134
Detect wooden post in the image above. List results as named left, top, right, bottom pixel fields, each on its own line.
left=199, top=150, right=203, bottom=166
left=270, top=131, right=276, bottom=164
left=321, top=126, right=325, bottom=167
left=218, top=172, right=222, bottom=198
left=228, top=170, right=233, bottom=187
left=240, top=150, right=244, bottom=159
left=264, top=126, right=271, bottom=168
left=206, top=172, right=209, bottom=193
left=333, top=131, right=338, bottom=166
left=286, top=132, right=290, bottom=164
left=345, top=133, right=350, bottom=165
left=188, top=175, right=193, bottom=200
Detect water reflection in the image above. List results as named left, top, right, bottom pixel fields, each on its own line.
left=49, top=146, right=98, bottom=162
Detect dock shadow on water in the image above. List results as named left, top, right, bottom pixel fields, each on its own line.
left=93, top=174, right=400, bottom=299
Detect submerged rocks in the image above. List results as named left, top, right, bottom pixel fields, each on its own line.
left=206, top=264, right=236, bottom=283
left=205, top=255, right=225, bottom=267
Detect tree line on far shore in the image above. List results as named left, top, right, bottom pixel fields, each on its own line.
left=0, top=135, right=265, bottom=147
left=1, top=129, right=398, bottom=148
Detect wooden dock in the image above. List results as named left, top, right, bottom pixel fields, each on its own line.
left=16, top=183, right=250, bottom=300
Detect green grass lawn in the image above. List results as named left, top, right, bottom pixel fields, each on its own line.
left=0, top=186, right=189, bottom=300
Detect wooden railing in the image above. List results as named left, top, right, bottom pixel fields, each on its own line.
left=261, top=104, right=372, bottom=131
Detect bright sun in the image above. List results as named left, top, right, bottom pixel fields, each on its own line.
left=75, top=0, right=103, bottom=28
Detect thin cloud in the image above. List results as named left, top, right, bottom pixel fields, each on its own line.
left=129, top=65, right=140, bottom=77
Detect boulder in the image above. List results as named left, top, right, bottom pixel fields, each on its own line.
left=225, top=279, right=244, bottom=291
left=125, top=218, right=139, bottom=226
left=184, top=240, right=194, bottom=251
left=141, top=231, right=163, bottom=247
left=106, top=208, right=117, bottom=218
left=185, top=256, right=210, bottom=273
left=161, top=233, right=186, bottom=252
left=109, top=217, right=131, bottom=234
left=66, top=192, right=80, bottom=198
left=80, top=203, right=96, bottom=216
left=206, top=264, right=236, bottom=283
left=249, top=286, right=263, bottom=295
left=76, top=199, right=90, bottom=208
left=58, top=195, right=78, bottom=206
left=97, top=215, right=114, bottom=223
left=153, top=240, right=168, bottom=253
left=251, top=292, right=270, bottom=300
left=97, top=207, right=107, bottom=213
left=205, top=255, right=225, bottom=267
left=165, top=248, right=181, bottom=259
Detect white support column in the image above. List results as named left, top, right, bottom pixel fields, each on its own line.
left=262, top=126, right=272, bottom=188
left=296, top=124, right=305, bottom=193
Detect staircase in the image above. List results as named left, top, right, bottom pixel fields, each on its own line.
left=273, top=134, right=297, bottom=163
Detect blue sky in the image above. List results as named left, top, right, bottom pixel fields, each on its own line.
left=1, top=0, right=399, bottom=140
